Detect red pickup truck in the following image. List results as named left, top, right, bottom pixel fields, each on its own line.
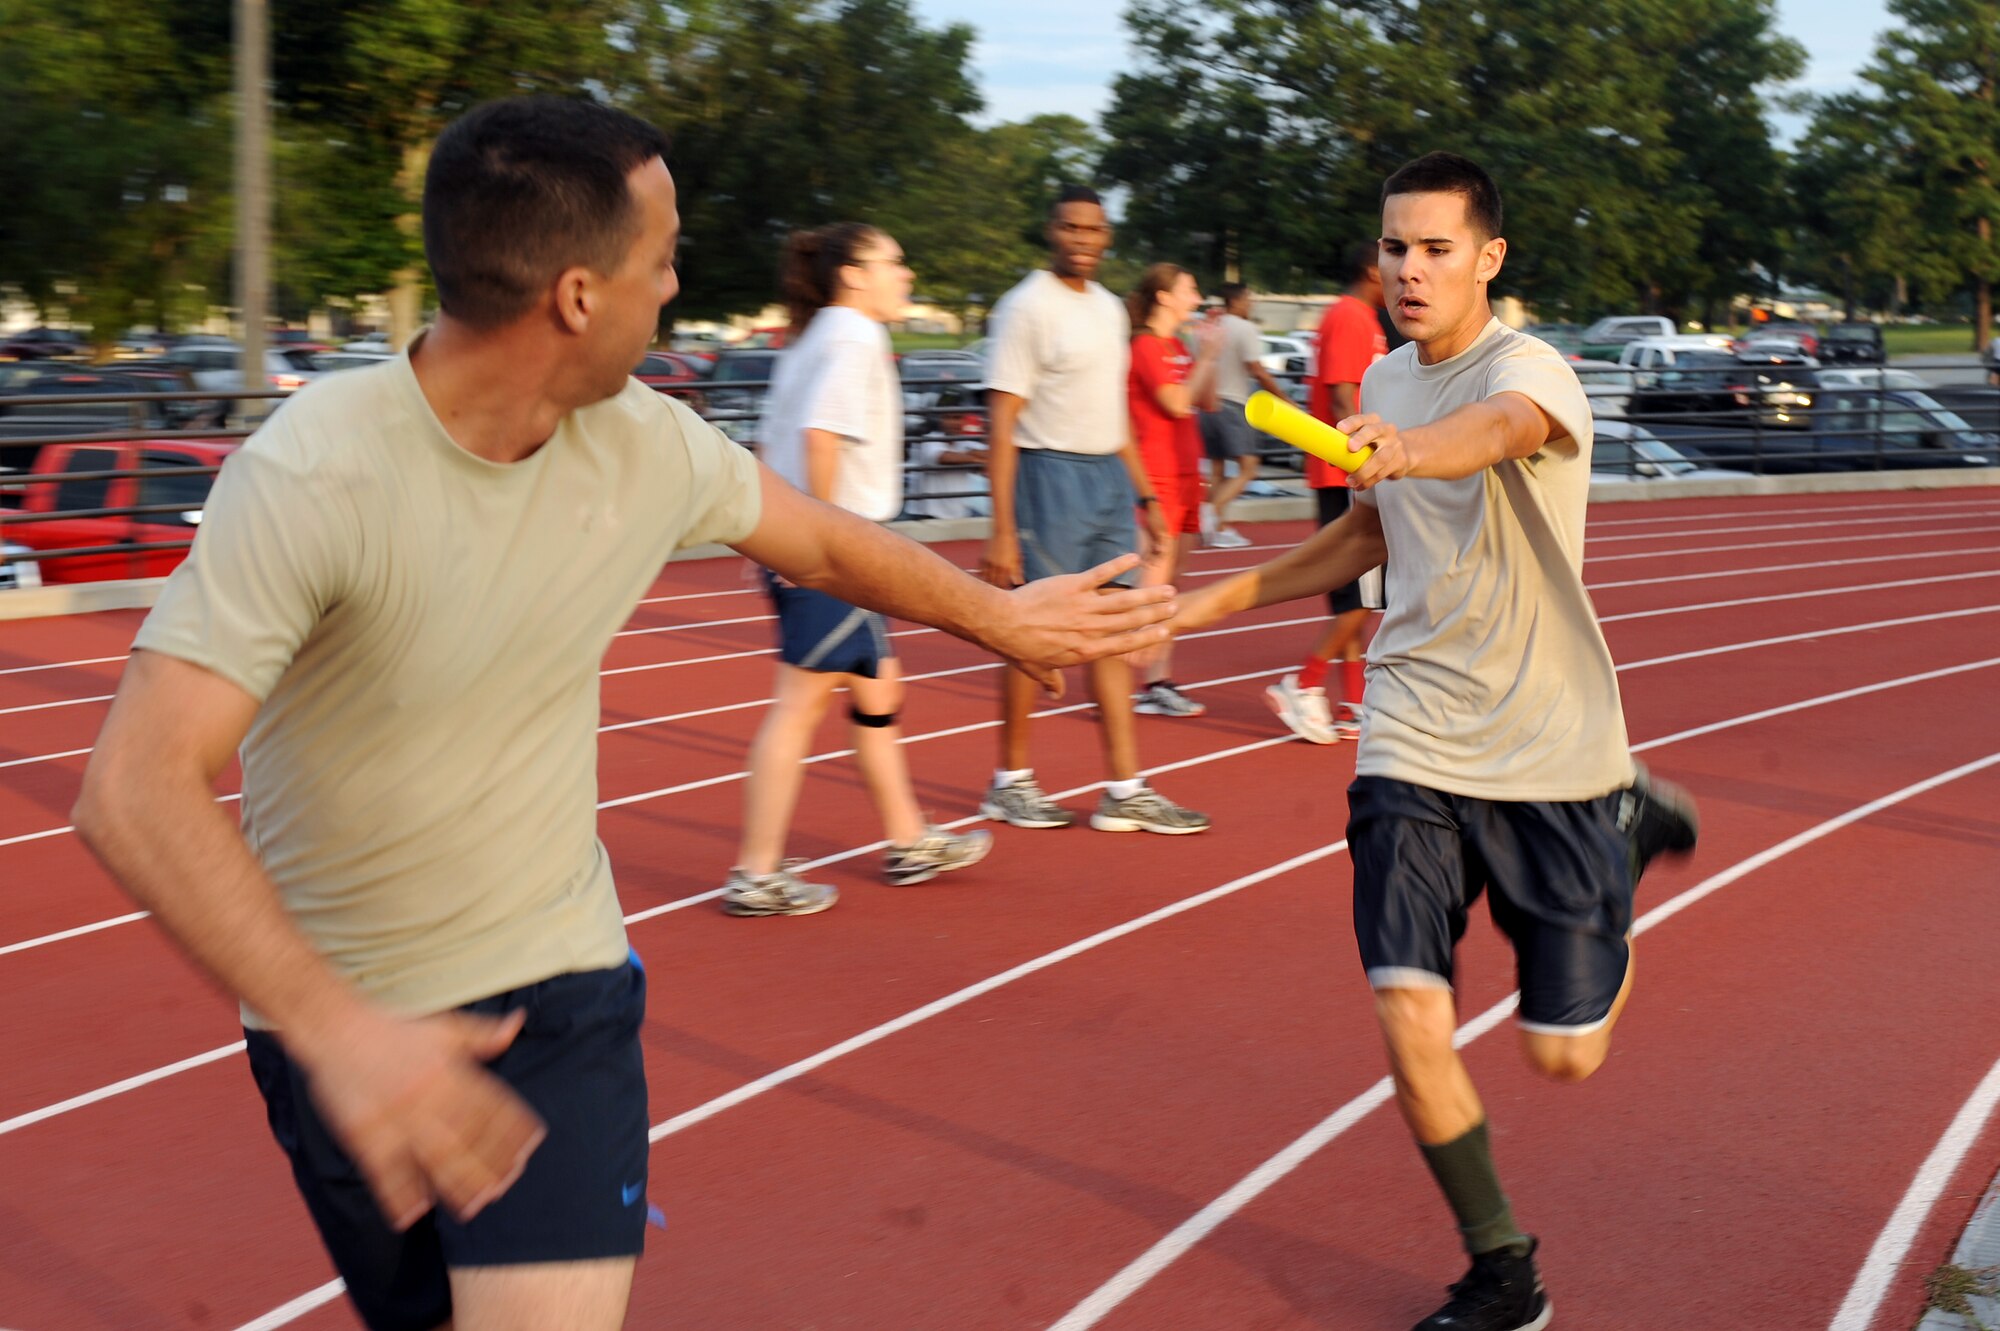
left=1, top=438, right=236, bottom=584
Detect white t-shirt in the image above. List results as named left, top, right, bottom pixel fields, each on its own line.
left=1354, top=318, right=1634, bottom=801
left=906, top=438, right=991, bottom=519
left=1213, top=313, right=1263, bottom=404
left=986, top=269, right=1131, bottom=455
left=758, top=304, right=903, bottom=521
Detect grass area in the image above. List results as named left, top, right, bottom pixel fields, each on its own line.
left=889, top=331, right=972, bottom=353
left=1881, top=323, right=1984, bottom=356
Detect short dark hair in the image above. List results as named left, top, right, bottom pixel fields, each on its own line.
left=1217, top=282, right=1250, bottom=306
left=423, top=96, right=673, bottom=327
left=1381, top=152, right=1503, bottom=241
left=1051, top=183, right=1103, bottom=215
left=1345, top=242, right=1380, bottom=283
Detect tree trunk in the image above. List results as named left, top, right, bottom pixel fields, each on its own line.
left=1977, top=214, right=1993, bottom=353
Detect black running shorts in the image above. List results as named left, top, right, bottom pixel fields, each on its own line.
left=1347, top=776, right=1635, bottom=1034
left=244, top=958, right=652, bottom=1331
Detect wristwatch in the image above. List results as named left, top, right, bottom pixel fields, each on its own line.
left=1138, top=494, right=1159, bottom=506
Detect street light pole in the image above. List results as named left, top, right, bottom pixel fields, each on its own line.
left=235, top=0, right=269, bottom=414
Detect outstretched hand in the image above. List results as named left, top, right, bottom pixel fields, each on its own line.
left=302, top=1007, right=546, bottom=1231
left=993, top=554, right=1176, bottom=695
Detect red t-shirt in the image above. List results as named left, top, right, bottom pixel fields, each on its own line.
left=1306, top=295, right=1389, bottom=488
left=1128, top=331, right=1203, bottom=475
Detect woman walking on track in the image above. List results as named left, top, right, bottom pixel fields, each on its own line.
left=724, top=223, right=993, bottom=917
left=1126, top=263, right=1222, bottom=717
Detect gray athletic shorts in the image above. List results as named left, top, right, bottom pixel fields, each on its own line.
left=1200, top=403, right=1264, bottom=461
left=1016, top=448, right=1137, bottom=586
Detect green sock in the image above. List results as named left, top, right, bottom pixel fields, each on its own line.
left=1418, top=1120, right=1531, bottom=1256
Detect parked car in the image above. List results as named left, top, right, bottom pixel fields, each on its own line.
left=1628, top=350, right=1821, bottom=428
left=0, top=327, right=89, bottom=361
left=706, top=349, right=780, bottom=444
left=1570, top=359, right=1636, bottom=420
left=1589, top=420, right=1741, bottom=482
left=1615, top=334, right=1739, bottom=376
left=1820, top=322, right=1885, bottom=365
left=633, top=350, right=709, bottom=411
left=1815, top=368, right=1931, bottom=391
left=1739, top=317, right=1820, bottom=358
left=0, top=437, right=235, bottom=583
left=897, top=349, right=985, bottom=386
left=163, top=343, right=323, bottom=394
left=1258, top=334, right=1315, bottom=375
left=1579, top=315, right=1673, bottom=359
left=1653, top=387, right=1994, bottom=475
left=1528, top=323, right=1587, bottom=360
left=0, top=364, right=201, bottom=471
left=315, top=348, right=396, bottom=374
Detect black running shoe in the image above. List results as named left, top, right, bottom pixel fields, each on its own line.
left=1414, top=1241, right=1552, bottom=1331
left=1619, top=762, right=1699, bottom=883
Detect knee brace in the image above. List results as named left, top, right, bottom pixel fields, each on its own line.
left=849, top=707, right=898, bottom=729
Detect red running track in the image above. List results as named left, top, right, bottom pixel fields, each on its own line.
left=2, top=488, right=1999, bottom=1331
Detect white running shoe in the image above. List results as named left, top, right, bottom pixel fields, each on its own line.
left=1333, top=701, right=1363, bottom=741
left=1265, top=673, right=1339, bottom=744
left=1206, top=526, right=1253, bottom=549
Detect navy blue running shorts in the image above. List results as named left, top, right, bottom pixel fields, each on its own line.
left=1346, top=776, right=1634, bottom=1034
left=1015, top=448, right=1138, bottom=586
left=762, top=569, right=894, bottom=677
left=244, top=958, right=651, bottom=1331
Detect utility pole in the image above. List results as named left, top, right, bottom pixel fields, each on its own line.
left=235, top=0, right=270, bottom=415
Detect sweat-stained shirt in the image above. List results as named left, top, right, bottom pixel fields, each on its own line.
left=135, top=342, right=764, bottom=1025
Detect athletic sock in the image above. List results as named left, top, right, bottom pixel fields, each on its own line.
left=1341, top=658, right=1366, bottom=708
left=1297, top=654, right=1332, bottom=691
left=994, top=767, right=1033, bottom=789
left=1418, top=1120, right=1532, bottom=1257
left=1106, top=778, right=1145, bottom=800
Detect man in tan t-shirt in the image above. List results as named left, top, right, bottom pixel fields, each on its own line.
left=71, top=97, right=1176, bottom=1331
left=1171, top=153, right=1697, bottom=1331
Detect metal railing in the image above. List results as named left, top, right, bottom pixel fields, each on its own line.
left=4, top=360, right=1996, bottom=581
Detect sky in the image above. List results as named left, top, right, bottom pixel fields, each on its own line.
left=915, top=0, right=1895, bottom=139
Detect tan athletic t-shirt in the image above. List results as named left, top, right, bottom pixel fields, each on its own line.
left=136, top=347, right=763, bottom=1025
left=1354, top=318, right=1633, bottom=801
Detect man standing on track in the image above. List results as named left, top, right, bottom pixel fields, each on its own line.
left=1167, top=152, right=1697, bottom=1331
left=1198, top=282, right=1290, bottom=549
left=71, top=98, right=1177, bottom=1331
left=1267, top=244, right=1389, bottom=746
left=978, top=186, right=1210, bottom=836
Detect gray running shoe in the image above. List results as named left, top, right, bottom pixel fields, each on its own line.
left=721, top=861, right=839, bottom=916
left=1265, top=672, right=1338, bottom=744
left=1134, top=680, right=1208, bottom=717
left=883, top=825, right=994, bottom=886
left=980, top=777, right=1075, bottom=829
left=1091, top=786, right=1211, bottom=835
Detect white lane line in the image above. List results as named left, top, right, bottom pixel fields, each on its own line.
left=1590, top=511, right=2000, bottom=545
left=0, top=910, right=151, bottom=959
left=1588, top=523, right=2000, bottom=565
left=636, top=584, right=761, bottom=605
left=1046, top=749, right=2000, bottom=1331
left=1181, top=544, right=2000, bottom=591
left=1828, top=1053, right=2000, bottom=1331
left=0, top=731, right=1306, bottom=1138
left=0, top=654, right=130, bottom=676
left=613, top=611, right=774, bottom=639
left=1589, top=497, right=2000, bottom=529
left=0, top=746, right=92, bottom=771
left=1617, top=606, right=2000, bottom=672
left=231, top=1280, right=347, bottom=1331
left=0, top=1042, right=246, bottom=1137
left=44, top=679, right=2000, bottom=1331
left=1600, top=569, right=2000, bottom=622
left=600, top=627, right=932, bottom=680
left=0, top=693, right=113, bottom=717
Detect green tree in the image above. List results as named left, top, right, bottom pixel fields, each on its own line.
left=1103, top=0, right=1802, bottom=319
left=1802, top=1, right=2000, bottom=346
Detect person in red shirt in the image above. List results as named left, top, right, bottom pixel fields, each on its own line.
left=1127, top=262, right=1222, bottom=717
left=1267, top=243, right=1389, bottom=744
